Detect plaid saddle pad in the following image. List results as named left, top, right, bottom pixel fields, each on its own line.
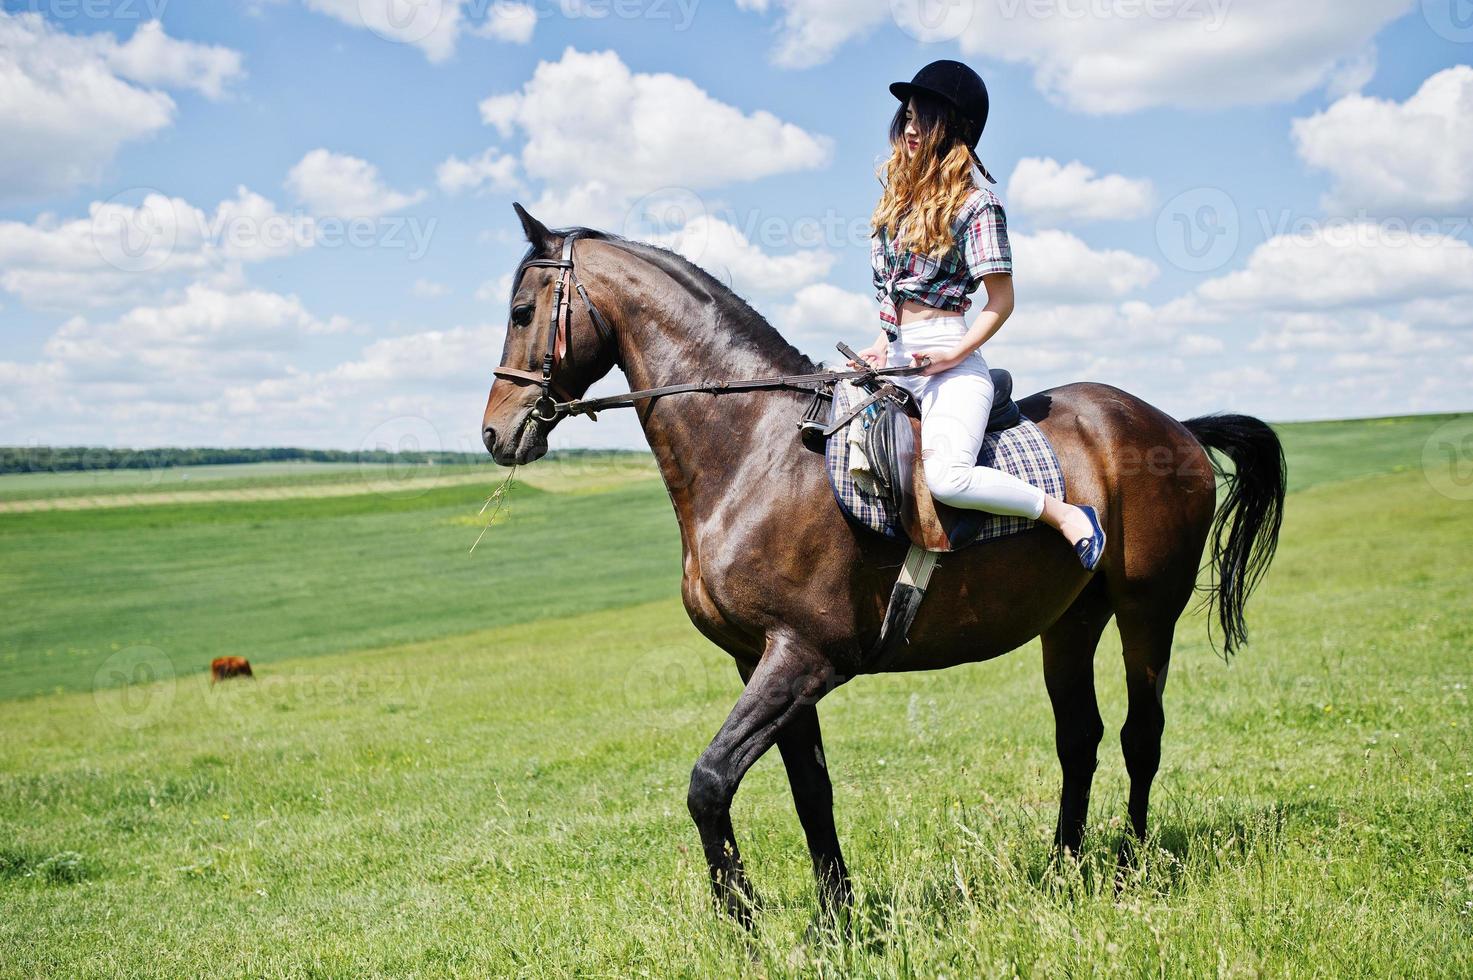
left=823, top=377, right=1066, bottom=547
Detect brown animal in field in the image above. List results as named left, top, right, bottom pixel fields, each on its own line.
left=210, top=656, right=254, bottom=683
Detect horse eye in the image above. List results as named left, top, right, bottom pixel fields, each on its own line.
left=511, top=304, right=533, bottom=327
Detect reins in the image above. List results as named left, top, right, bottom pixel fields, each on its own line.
left=548, top=362, right=924, bottom=421
left=492, top=231, right=925, bottom=423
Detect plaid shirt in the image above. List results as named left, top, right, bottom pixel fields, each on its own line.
left=871, top=185, right=1012, bottom=340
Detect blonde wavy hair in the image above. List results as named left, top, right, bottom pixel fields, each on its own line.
left=870, top=93, right=978, bottom=258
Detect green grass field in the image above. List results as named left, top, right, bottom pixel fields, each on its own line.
left=1, top=418, right=1470, bottom=976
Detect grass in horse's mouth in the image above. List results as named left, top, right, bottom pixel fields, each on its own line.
left=469, top=465, right=518, bottom=554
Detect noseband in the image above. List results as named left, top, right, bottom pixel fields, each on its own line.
left=493, top=231, right=619, bottom=422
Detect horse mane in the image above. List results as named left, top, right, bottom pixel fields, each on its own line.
left=522, top=226, right=820, bottom=375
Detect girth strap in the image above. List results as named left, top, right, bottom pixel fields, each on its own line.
left=865, top=543, right=940, bottom=672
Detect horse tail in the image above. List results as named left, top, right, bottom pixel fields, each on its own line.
left=1181, top=414, right=1287, bottom=656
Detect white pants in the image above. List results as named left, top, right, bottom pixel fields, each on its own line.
left=885, top=318, right=1047, bottom=520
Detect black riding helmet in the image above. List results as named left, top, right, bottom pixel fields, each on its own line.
left=889, top=59, right=996, bottom=184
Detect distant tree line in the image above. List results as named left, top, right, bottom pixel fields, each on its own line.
left=0, top=446, right=646, bottom=475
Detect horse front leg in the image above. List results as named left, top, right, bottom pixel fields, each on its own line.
left=687, top=635, right=836, bottom=926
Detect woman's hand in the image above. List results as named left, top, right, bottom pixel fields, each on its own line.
left=847, top=342, right=887, bottom=370
left=910, top=346, right=969, bottom=376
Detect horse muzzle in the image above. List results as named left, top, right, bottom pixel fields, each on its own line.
left=483, top=410, right=549, bottom=466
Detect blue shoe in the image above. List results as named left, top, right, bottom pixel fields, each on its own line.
left=1074, top=505, right=1106, bottom=572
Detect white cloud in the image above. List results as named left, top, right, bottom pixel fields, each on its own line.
left=475, top=273, right=515, bottom=304
left=436, top=148, right=520, bottom=195
left=645, top=215, right=836, bottom=300
left=1006, top=158, right=1154, bottom=225
left=474, top=2, right=536, bottom=43
left=11, top=211, right=1473, bottom=448
left=34, top=284, right=348, bottom=388
left=479, top=47, right=831, bottom=228
left=1194, top=224, right=1473, bottom=311
left=770, top=283, right=875, bottom=355
left=104, top=19, right=245, bottom=99
left=478, top=92, right=519, bottom=137
left=1177, top=333, right=1225, bottom=356
left=1402, top=297, right=1473, bottom=328
left=0, top=187, right=312, bottom=312
left=286, top=149, right=427, bottom=219
left=990, top=300, right=1179, bottom=350
left=1324, top=43, right=1378, bottom=99
left=210, top=323, right=518, bottom=450
left=296, top=0, right=535, bottom=62
left=412, top=278, right=449, bottom=298
left=733, top=0, right=879, bottom=69
left=885, top=203, right=1473, bottom=421
left=736, top=0, right=1411, bottom=113
left=0, top=284, right=377, bottom=447
left=1012, top=230, right=1160, bottom=302
left=1247, top=311, right=1451, bottom=355
left=1292, top=65, right=1473, bottom=215
left=302, top=0, right=465, bottom=63
left=0, top=12, right=245, bottom=202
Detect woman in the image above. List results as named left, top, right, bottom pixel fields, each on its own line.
left=851, top=60, right=1105, bottom=570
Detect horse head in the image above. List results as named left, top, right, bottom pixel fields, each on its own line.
left=481, top=203, right=623, bottom=465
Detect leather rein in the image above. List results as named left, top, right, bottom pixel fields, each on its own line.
left=492, top=231, right=925, bottom=423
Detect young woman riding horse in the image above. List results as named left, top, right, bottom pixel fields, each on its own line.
left=853, top=60, right=1106, bottom=569
left=481, top=65, right=1285, bottom=929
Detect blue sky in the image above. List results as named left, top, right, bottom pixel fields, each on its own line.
left=1, top=0, right=1470, bottom=454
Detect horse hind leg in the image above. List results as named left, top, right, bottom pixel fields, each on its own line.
left=1114, top=598, right=1185, bottom=857
left=775, top=703, right=852, bottom=918
left=1040, top=583, right=1113, bottom=856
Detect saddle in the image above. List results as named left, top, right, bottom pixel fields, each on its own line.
left=799, top=349, right=1067, bottom=668
left=824, top=368, right=1021, bottom=552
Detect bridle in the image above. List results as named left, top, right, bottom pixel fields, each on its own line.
left=492, top=231, right=620, bottom=423
left=490, top=231, right=926, bottom=425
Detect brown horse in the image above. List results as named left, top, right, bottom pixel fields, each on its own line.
left=481, top=205, right=1285, bottom=925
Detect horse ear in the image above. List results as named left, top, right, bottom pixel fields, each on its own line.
left=512, top=202, right=554, bottom=253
